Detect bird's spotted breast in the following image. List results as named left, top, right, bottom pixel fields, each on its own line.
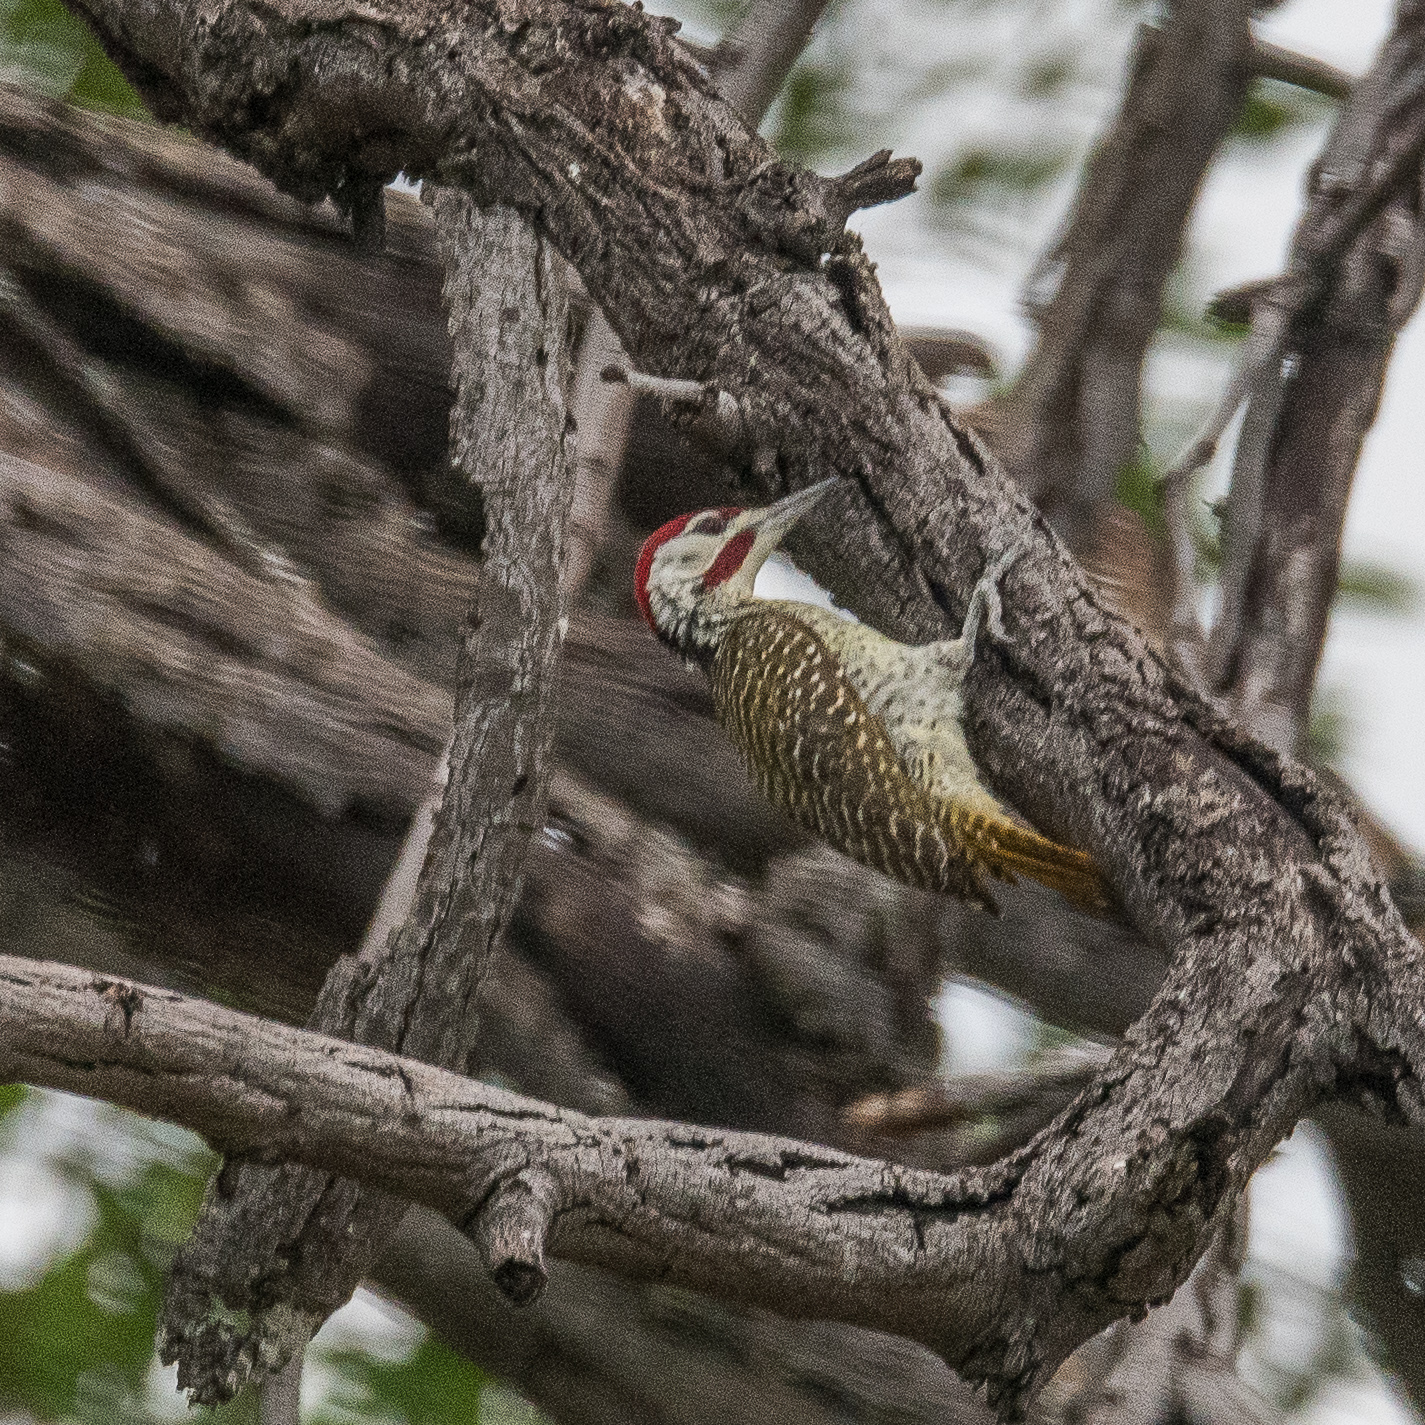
left=711, top=606, right=996, bottom=908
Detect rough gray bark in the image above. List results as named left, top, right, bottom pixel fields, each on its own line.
left=0, top=956, right=1290, bottom=1411
left=376, top=1208, right=996, bottom=1425
left=0, top=77, right=1145, bottom=1423
left=1186, top=16, right=1425, bottom=1411
left=0, top=451, right=450, bottom=816
left=157, top=200, right=576, bottom=1396
left=563, top=0, right=828, bottom=599
left=0, top=444, right=937, bottom=1127
left=1166, top=3, right=1425, bottom=681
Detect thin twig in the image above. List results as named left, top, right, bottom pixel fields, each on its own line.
left=1251, top=36, right=1355, bottom=103
left=256, top=1354, right=303, bottom=1425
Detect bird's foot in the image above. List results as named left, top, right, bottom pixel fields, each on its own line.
left=962, top=546, right=1021, bottom=650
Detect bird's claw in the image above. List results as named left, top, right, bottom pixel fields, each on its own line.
left=962, top=546, right=1021, bottom=650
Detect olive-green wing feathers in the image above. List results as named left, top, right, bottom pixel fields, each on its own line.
left=710, top=606, right=1110, bottom=915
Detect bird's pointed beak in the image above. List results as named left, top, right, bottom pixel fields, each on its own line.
left=740, top=477, right=841, bottom=553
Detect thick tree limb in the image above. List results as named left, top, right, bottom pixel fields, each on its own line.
left=0, top=956, right=1074, bottom=1352
left=14, top=14, right=1425, bottom=1413
left=1199, top=21, right=1425, bottom=1410
left=0, top=437, right=945, bottom=1133
left=0, top=450, right=449, bottom=816
left=0, top=74, right=1234, bottom=1421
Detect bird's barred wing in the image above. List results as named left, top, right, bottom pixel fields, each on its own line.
left=711, top=606, right=1000, bottom=909
left=711, top=606, right=1113, bottom=915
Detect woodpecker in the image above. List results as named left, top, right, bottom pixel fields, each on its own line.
left=634, top=479, right=1110, bottom=914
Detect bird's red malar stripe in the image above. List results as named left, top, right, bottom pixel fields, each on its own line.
left=700, top=529, right=756, bottom=591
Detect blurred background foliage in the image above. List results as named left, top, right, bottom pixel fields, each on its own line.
left=0, top=0, right=143, bottom=116
left=0, top=0, right=1418, bottom=1421
left=0, top=1086, right=538, bottom=1423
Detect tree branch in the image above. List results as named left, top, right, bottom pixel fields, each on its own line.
left=1163, top=6, right=1425, bottom=502
left=0, top=955, right=1331, bottom=1413
left=1251, top=37, right=1354, bottom=103
left=563, top=0, right=831, bottom=598
left=157, top=200, right=577, bottom=1398
left=993, top=5, right=1253, bottom=556
left=1207, top=14, right=1425, bottom=751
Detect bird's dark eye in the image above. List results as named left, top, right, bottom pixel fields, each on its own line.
left=687, top=506, right=741, bottom=536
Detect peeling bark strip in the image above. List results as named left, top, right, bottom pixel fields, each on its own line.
left=157, top=202, right=575, bottom=1398
left=42, top=0, right=1425, bottom=1412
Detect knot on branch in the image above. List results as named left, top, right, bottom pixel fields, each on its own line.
left=471, top=1167, right=559, bottom=1306
left=739, top=150, right=921, bottom=264
left=830, top=149, right=923, bottom=215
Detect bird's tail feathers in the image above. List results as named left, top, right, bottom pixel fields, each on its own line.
left=949, top=806, right=1115, bottom=916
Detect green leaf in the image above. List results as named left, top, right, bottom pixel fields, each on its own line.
left=929, top=145, right=1072, bottom=209
left=1113, top=451, right=1166, bottom=536
left=1335, top=560, right=1417, bottom=613
left=769, top=60, right=856, bottom=163
left=1231, top=79, right=1328, bottom=145
left=0, top=0, right=146, bottom=117
left=313, top=1335, right=495, bottom=1425
left=0, top=1112, right=209, bottom=1420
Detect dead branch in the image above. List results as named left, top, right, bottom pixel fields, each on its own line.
left=0, top=956, right=1306, bottom=1417
left=158, top=197, right=577, bottom=1394
left=994, top=5, right=1253, bottom=560
left=1208, top=15, right=1425, bottom=751
left=1251, top=37, right=1355, bottom=104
